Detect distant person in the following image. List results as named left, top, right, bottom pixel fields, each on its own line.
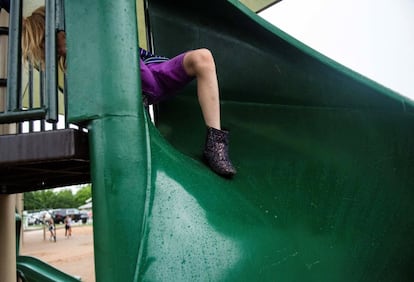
left=45, top=217, right=56, bottom=242
left=21, top=6, right=237, bottom=177
left=64, top=215, right=72, bottom=238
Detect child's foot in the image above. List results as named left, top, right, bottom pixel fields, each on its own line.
left=203, top=127, right=237, bottom=177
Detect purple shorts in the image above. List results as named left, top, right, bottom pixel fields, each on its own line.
left=140, top=53, right=194, bottom=105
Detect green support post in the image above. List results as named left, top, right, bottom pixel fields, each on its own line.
left=65, top=1, right=147, bottom=281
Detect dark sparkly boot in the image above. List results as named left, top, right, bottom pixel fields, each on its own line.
left=203, top=127, right=237, bottom=177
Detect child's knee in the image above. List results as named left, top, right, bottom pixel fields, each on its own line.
left=195, top=48, right=214, bottom=67
left=185, top=48, right=215, bottom=75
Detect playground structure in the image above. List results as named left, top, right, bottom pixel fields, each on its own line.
left=1, top=0, right=414, bottom=281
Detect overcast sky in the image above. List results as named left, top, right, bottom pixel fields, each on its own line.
left=259, top=0, right=414, bottom=101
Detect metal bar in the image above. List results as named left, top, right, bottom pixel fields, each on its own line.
left=6, top=0, right=22, bottom=112
left=40, top=70, right=46, bottom=131
left=64, top=75, right=68, bottom=128
left=45, top=0, right=58, bottom=123
left=28, top=64, right=34, bottom=131
left=0, top=109, right=46, bottom=124
left=56, top=0, right=65, bottom=31
left=57, top=0, right=68, bottom=129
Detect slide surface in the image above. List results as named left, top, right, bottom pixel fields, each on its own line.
left=135, top=0, right=414, bottom=281
left=17, top=256, right=80, bottom=282
left=63, top=0, right=414, bottom=281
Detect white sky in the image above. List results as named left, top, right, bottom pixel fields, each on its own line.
left=259, top=0, right=414, bottom=101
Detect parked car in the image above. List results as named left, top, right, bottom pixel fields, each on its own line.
left=80, top=211, right=89, bottom=224
left=51, top=209, right=66, bottom=224
left=25, top=210, right=49, bottom=225
left=51, top=208, right=82, bottom=224
left=31, top=212, right=42, bottom=225
left=27, top=213, right=36, bottom=225
left=33, top=210, right=49, bottom=224
left=68, top=209, right=82, bottom=223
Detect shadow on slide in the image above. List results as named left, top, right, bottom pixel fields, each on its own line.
left=135, top=0, right=414, bottom=281
left=17, top=256, right=80, bottom=282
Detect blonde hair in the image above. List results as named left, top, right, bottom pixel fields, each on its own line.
left=22, top=6, right=65, bottom=70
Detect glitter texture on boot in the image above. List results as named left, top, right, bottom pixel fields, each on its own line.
left=203, top=127, right=237, bottom=177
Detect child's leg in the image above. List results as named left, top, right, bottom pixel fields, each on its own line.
left=141, top=49, right=236, bottom=177
left=182, top=49, right=221, bottom=130
left=183, top=49, right=236, bottom=177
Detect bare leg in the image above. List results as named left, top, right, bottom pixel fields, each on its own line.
left=182, top=49, right=236, bottom=177
left=182, top=49, right=221, bottom=130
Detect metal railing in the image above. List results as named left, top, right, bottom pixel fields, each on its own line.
left=0, top=0, right=65, bottom=130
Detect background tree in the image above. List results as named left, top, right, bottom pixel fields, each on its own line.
left=75, top=185, right=92, bottom=206
left=23, top=184, right=92, bottom=210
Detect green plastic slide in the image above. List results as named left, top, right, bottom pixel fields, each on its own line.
left=141, top=1, right=414, bottom=281
left=64, top=0, right=414, bottom=281
left=17, top=256, right=80, bottom=282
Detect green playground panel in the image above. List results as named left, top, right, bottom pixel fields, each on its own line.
left=63, top=0, right=414, bottom=281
